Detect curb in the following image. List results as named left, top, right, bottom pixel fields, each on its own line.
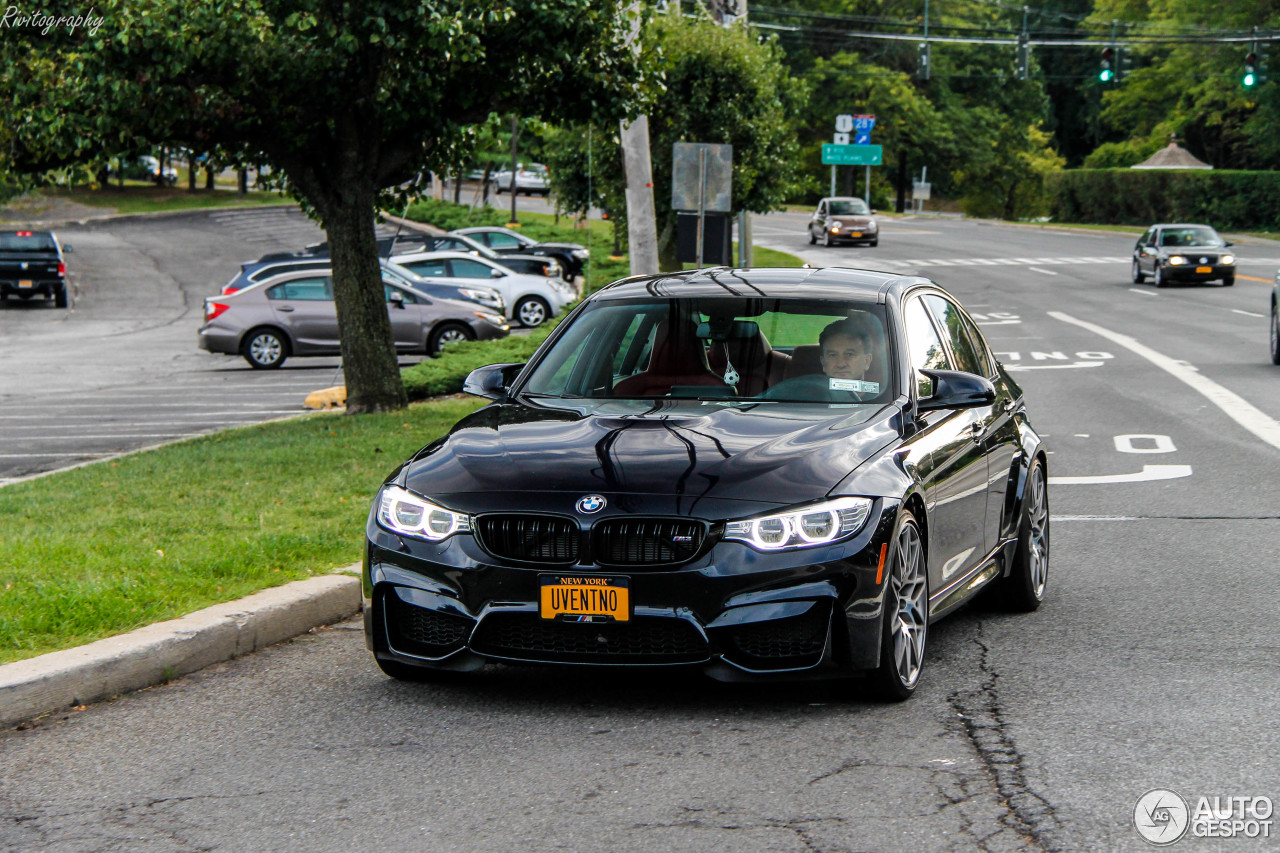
left=0, top=570, right=362, bottom=729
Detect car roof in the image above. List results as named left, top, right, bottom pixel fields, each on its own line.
left=391, top=251, right=497, bottom=263
left=1150, top=223, right=1219, bottom=229
left=233, top=266, right=408, bottom=296
left=454, top=226, right=518, bottom=236
left=592, top=266, right=926, bottom=303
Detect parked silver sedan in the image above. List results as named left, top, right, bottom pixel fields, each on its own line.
left=198, top=269, right=510, bottom=369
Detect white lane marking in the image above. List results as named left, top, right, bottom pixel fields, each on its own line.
left=1048, top=464, right=1193, bottom=485
left=1233, top=309, right=1266, bottom=318
left=1051, top=310, right=1280, bottom=451
left=1115, top=434, right=1176, bottom=454
left=0, top=453, right=117, bottom=458
left=1006, top=361, right=1104, bottom=371
left=1073, top=434, right=1090, bottom=437
left=1028, top=267, right=1058, bottom=276
left=1129, top=288, right=1157, bottom=296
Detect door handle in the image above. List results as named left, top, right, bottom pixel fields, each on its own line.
left=1001, top=397, right=1014, bottom=413
left=970, top=422, right=985, bottom=443
left=277, top=306, right=295, bottom=313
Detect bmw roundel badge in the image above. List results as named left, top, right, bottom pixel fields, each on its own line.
left=576, top=494, right=606, bottom=514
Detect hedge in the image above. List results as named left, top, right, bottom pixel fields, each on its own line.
left=1045, top=170, right=1280, bottom=229
left=401, top=318, right=562, bottom=402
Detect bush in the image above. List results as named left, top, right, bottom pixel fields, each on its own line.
left=401, top=319, right=562, bottom=401
left=1045, top=169, right=1280, bottom=228
left=403, top=198, right=507, bottom=231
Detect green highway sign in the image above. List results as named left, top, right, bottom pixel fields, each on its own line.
left=822, top=144, right=882, bottom=166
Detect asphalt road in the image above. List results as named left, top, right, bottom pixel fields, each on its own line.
left=2, top=208, right=1279, bottom=851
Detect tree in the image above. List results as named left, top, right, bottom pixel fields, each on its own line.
left=1, top=0, right=643, bottom=412
left=546, top=11, right=809, bottom=270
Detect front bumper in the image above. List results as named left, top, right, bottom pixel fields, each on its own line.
left=1158, top=262, right=1233, bottom=282
left=363, top=497, right=900, bottom=682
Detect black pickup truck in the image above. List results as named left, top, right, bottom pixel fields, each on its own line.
left=0, top=230, right=72, bottom=308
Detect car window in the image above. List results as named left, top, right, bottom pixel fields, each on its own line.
left=250, top=261, right=325, bottom=282
left=828, top=199, right=870, bottom=216
left=403, top=259, right=448, bottom=278
left=486, top=232, right=524, bottom=250
left=1138, top=228, right=1154, bottom=247
left=817, top=203, right=826, bottom=216
left=266, top=277, right=333, bottom=301
left=0, top=232, right=57, bottom=251
left=904, top=295, right=951, bottom=398
left=923, top=294, right=984, bottom=376
left=449, top=258, right=495, bottom=278
left=384, top=284, right=418, bottom=304
left=1160, top=226, right=1223, bottom=247
left=957, top=311, right=995, bottom=377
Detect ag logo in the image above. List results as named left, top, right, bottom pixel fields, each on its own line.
left=576, top=494, right=606, bottom=514
left=1134, top=788, right=1190, bottom=845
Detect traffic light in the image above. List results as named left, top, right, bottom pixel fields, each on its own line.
left=917, top=41, right=931, bottom=80
left=1244, top=52, right=1258, bottom=87
left=1099, top=47, right=1114, bottom=82
left=1016, top=37, right=1030, bottom=80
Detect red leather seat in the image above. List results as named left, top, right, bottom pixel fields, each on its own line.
left=613, top=321, right=728, bottom=397
left=783, top=345, right=824, bottom=380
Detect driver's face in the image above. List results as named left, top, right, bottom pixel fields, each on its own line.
left=820, top=333, right=872, bottom=380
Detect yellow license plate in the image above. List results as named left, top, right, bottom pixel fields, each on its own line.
left=1196, top=266, right=1212, bottom=273
left=849, top=232, right=862, bottom=238
left=540, top=575, right=630, bottom=622
left=18, top=280, right=32, bottom=288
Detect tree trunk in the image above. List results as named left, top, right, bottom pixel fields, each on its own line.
left=187, top=153, right=197, bottom=192
left=322, top=189, right=407, bottom=413
left=657, top=214, right=680, bottom=272
left=205, top=165, right=214, bottom=190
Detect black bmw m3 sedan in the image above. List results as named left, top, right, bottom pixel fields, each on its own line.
left=363, top=266, right=1050, bottom=700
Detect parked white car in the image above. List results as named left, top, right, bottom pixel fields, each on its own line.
left=489, top=163, right=551, bottom=196
left=387, top=251, right=576, bottom=327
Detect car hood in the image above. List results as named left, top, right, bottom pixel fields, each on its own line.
left=400, top=397, right=901, bottom=511
left=532, top=241, right=587, bottom=252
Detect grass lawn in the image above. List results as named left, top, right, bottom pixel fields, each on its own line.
left=0, top=397, right=484, bottom=664
left=19, top=185, right=296, bottom=215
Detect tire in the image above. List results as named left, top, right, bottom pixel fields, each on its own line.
left=515, top=295, right=550, bottom=328
left=1270, top=305, right=1280, bottom=366
left=1222, top=275, right=1235, bottom=287
left=1131, top=258, right=1146, bottom=283
left=808, top=228, right=816, bottom=245
left=428, top=321, right=474, bottom=356
left=868, top=239, right=878, bottom=247
left=991, top=458, right=1050, bottom=612
left=823, top=230, right=833, bottom=247
left=54, top=286, right=68, bottom=309
left=1153, top=264, right=1166, bottom=288
left=241, top=327, right=288, bottom=369
left=869, top=509, right=928, bottom=702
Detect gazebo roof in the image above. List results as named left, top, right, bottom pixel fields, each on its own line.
left=1131, top=135, right=1213, bottom=170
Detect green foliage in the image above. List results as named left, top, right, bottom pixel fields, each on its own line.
left=403, top=198, right=508, bottom=231
left=957, top=125, right=1065, bottom=220
left=1082, top=137, right=1168, bottom=169
left=1046, top=169, right=1280, bottom=228
left=401, top=321, right=561, bottom=400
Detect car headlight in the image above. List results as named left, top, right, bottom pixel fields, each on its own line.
left=377, top=486, right=471, bottom=541
left=571, top=249, right=589, bottom=259
left=867, top=219, right=877, bottom=229
left=474, top=311, right=508, bottom=328
left=1168, top=256, right=1186, bottom=265
left=460, top=288, right=503, bottom=310
left=724, top=497, right=872, bottom=551
left=1221, top=254, right=1235, bottom=265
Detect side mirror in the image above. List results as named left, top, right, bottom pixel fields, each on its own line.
left=463, top=362, right=526, bottom=400
left=917, top=369, right=997, bottom=412
left=1224, top=240, right=1234, bottom=247
left=389, top=291, right=405, bottom=308
left=62, top=244, right=73, bottom=253
left=490, top=268, right=506, bottom=278
left=870, top=209, right=878, bottom=215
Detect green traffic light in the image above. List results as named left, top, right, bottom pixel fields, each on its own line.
left=1100, top=69, right=1113, bottom=82
left=1244, top=72, right=1256, bottom=87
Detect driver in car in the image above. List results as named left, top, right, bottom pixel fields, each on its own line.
left=819, top=317, right=875, bottom=382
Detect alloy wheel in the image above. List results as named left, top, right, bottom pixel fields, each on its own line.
left=517, top=298, right=547, bottom=327
left=890, top=522, right=928, bottom=688
left=249, top=333, right=283, bottom=366
left=1024, top=464, right=1050, bottom=600
left=437, top=327, right=468, bottom=347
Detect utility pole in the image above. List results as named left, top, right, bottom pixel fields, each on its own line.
left=508, top=115, right=520, bottom=226
left=619, top=4, right=658, bottom=274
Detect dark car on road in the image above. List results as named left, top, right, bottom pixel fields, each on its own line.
left=1132, top=223, right=1235, bottom=287
left=363, top=266, right=1050, bottom=700
left=452, top=226, right=589, bottom=280
left=808, top=197, right=879, bottom=247
left=199, top=269, right=509, bottom=368
left=0, top=230, right=73, bottom=308
left=1271, top=273, right=1279, bottom=366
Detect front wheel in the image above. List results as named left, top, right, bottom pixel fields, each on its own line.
left=1270, top=306, right=1280, bottom=365
left=823, top=230, right=833, bottom=247
left=868, top=238, right=878, bottom=247
left=428, top=321, right=474, bottom=356
left=808, top=228, right=816, bottom=245
left=1222, top=275, right=1235, bottom=287
left=1153, top=264, right=1166, bottom=288
left=1131, top=259, right=1146, bottom=283
left=242, top=328, right=288, bottom=369
left=992, top=458, right=1050, bottom=612
left=869, top=510, right=928, bottom=702
left=515, top=295, right=550, bottom=327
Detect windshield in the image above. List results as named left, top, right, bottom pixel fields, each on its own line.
left=827, top=200, right=870, bottom=216
left=0, top=233, right=56, bottom=252
left=1160, top=226, right=1224, bottom=248
left=523, top=297, right=894, bottom=405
